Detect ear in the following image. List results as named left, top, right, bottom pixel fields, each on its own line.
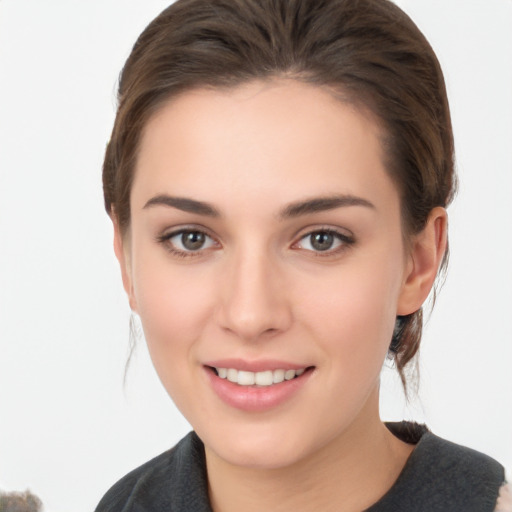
left=397, top=207, right=448, bottom=315
left=113, top=217, right=138, bottom=313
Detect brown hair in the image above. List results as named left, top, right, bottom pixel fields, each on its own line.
left=103, top=0, right=456, bottom=389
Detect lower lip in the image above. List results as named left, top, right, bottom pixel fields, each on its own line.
left=204, top=367, right=313, bottom=412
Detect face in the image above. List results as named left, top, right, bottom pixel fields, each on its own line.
left=117, top=80, right=424, bottom=470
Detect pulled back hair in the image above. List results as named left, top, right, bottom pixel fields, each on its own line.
left=103, top=0, right=456, bottom=389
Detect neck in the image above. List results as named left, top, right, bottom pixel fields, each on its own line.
left=205, top=389, right=414, bottom=512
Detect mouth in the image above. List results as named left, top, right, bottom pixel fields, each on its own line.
left=204, top=362, right=315, bottom=411
left=207, top=366, right=314, bottom=387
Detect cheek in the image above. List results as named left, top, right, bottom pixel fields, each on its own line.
left=131, top=253, right=217, bottom=379
left=295, top=256, right=402, bottom=364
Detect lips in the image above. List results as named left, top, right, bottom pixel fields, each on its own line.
left=203, top=360, right=314, bottom=412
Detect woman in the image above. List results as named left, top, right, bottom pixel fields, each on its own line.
left=95, top=0, right=508, bottom=510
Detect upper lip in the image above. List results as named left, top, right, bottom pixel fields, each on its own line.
left=203, top=358, right=311, bottom=372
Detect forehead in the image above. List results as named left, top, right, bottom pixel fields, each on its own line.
left=133, top=80, right=396, bottom=212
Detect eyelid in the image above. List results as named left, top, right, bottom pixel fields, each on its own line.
left=292, top=224, right=355, bottom=242
left=156, top=225, right=221, bottom=257
left=291, top=226, right=355, bottom=255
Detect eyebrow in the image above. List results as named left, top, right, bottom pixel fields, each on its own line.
left=279, top=195, right=375, bottom=218
left=143, top=195, right=220, bottom=217
left=142, top=193, right=374, bottom=218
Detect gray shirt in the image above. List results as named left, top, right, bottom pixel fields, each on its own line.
left=95, top=422, right=505, bottom=511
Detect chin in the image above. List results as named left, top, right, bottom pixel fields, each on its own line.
left=199, top=420, right=329, bottom=470
left=211, top=440, right=304, bottom=470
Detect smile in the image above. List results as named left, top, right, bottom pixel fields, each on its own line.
left=213, top=367, right=306, bottom=386
left=205, top=364, right=314, bottom=411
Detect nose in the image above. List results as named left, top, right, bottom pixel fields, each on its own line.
left=217, top=247, right=292, bottom=342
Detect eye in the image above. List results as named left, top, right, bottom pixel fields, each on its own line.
left=295, top=229, right=354, bottom=254
left=159, top=229, right=218, bottom=256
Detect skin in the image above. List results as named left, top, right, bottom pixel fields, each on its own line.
left=114, top=80, right=447, bottom=511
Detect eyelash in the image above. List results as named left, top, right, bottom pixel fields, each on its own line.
left=156, top=227, right=355, bottom=259
left=156, top=228, right=219, bottom=259
left=293, top=228, right=355, bottom=257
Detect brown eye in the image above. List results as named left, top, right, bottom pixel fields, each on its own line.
left=295, top=229, right=354, bottom=254
left=310, top=232, right=335, bottom=251
left=161, top=229, right=217, bottom=254
left=181, top=231, right=206, bottom=251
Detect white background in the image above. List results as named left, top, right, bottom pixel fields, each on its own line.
left=0, top=1, right=511, bottom=510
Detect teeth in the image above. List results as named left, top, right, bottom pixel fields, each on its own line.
left=284, top=369, right=296, bottom=381
left=227, top=368, right=238, bottom=383
left=214, top=367, right=307, bottom=386
left=255, top=370, right=273, bottom=386
left=237, top=371, right=255, bottom=386
left=273, top=369, right=285, bottom=384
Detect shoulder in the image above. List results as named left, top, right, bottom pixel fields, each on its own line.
left=370, top=423, right=506, bottom=512
left=94, top=432, right=211, bottom=512
left=417, top=431, right=504, bottom=504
